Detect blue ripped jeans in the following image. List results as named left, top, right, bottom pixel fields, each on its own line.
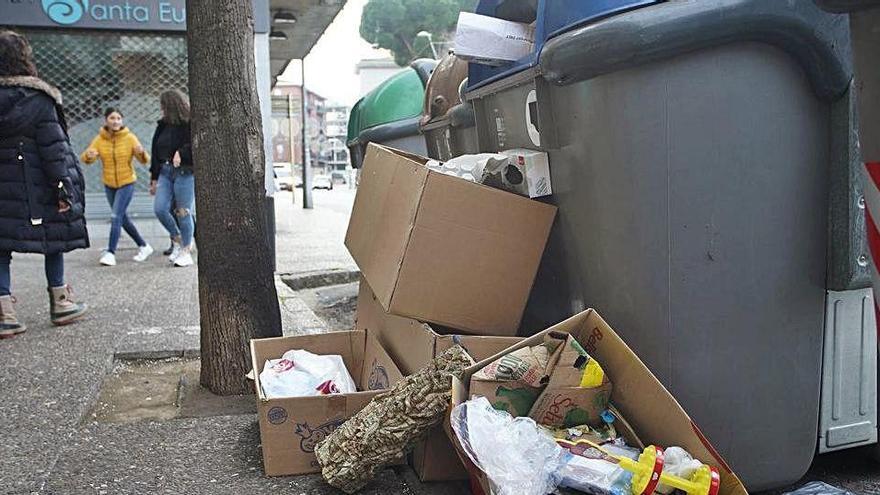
left=153, top=164, right=195, bottom=247
left=105, top=183, right=146, bottom=253
left=0, top=251, right=64, bottom=295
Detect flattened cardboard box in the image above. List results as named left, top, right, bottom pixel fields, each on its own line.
left=345, top=143, right=556, bottom=336
left=354, top=277, right=522, bottom=481
left=250, top=329, right=403, bottom=476
left=446, top=310, right=749, bottom=495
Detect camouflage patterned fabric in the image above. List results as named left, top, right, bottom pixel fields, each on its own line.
left=314, top=346, right=474, bottom=493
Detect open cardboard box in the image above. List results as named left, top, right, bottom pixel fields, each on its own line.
left=345, top=143, right=556, bottom=336
left=446, top=310, right=749, bottom=495
left=354, top=276, right=522, bottom=481
left=250, top=329, right=403, bottom=476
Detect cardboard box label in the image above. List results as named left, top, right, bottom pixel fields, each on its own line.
left=528, top=383, right=612, bottom=428
left=293, top=417, right=346, bottom=457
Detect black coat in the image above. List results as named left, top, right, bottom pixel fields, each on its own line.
left=0, top=77, right=88, bottom=254
left=150, top=120, right=193, bottom=181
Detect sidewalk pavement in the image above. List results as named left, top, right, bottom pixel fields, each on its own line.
left=0, top=189, right=465, bottom=494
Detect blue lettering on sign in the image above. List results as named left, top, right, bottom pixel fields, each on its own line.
left=41, top=0, right=88, bottom=25
left=41, top=0, right=186, bottom=26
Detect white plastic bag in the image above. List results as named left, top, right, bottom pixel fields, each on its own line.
left=656, top=446, right=704, bottom=494
left=259, top=349, right=357, bottom=399
left=450, top=396, right=565, bottom=495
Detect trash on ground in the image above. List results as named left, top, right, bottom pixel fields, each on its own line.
left=783, top=481, right=857, bottom=495
left=657, top=446, right=705, bottom=494
left=258, top=349, right=356, bottom=399
left=556, top=438, right=638, bottom=495
left=450, top=396, right=567, bottom=495
left=469, top=339, right=561, bottom=416
left=250, top=330, right=402, bottom=476
left=472, top=340, right=558, bottom=386
left=314, top=346, right=474, bottom=494
left=454, top=12, right=535, bottom=66
left=445, top=310, right=746, bottom=494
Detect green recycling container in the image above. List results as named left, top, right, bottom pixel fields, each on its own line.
left=347, top=59, right=437, bottom=168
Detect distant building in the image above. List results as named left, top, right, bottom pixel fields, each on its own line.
left=355, top=57, right=407, bottom=97
left=319, top=103, right=349, bottom=173
left=270, top=82, right=326, bottom=168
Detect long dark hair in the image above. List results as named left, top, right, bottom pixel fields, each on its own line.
left=160, top=90, right=190, bottom=125
left=0, top=30, right=39, bottom=78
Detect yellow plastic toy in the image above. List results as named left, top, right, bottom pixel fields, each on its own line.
left=557, top=439, right=721, bottom=495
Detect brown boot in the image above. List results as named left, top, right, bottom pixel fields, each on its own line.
left=0, top=295, right=25, bottom=338
left=48, top=285, right=87, bottom=326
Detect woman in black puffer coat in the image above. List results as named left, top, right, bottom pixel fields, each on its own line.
left=0, top=30, right=88, bottom=338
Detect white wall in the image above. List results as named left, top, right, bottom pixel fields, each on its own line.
left=359, top=66, right=408, bottom=97
left=253, top=32, right=274, bottom=197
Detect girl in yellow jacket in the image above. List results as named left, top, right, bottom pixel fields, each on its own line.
left=81, top=107, right=154, bottom=266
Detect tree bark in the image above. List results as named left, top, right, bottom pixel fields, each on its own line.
left=186, top=0, right=282, bottom=395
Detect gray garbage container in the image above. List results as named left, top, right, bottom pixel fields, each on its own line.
left=465, top=0, right=875, bottom=490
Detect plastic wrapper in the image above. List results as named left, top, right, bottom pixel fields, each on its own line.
left=546, top=422, right=618, bottom=446
left=451, top=396, right=566, bottom=495
left=657, top=446, right=704, bottom=494
left=473, top=342, right=557, bottom=387
left=558, top=443, right=639, bottom=495
left=314, top=346, right=474, bottom=494
left=783, top=481, right=857, bottom=495
left=259, top=349, right=356, bottom=399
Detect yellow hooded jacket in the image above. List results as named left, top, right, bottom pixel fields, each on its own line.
left=80, top=126, right=150, bottom=188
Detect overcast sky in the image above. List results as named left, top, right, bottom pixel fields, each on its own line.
left=277, top=0, right=392, bottom=106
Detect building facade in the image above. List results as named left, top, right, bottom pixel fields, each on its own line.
left=1, top=0, right=273, bottom=218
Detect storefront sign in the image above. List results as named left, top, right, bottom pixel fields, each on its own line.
left=0, top=0, right=269, bottom=33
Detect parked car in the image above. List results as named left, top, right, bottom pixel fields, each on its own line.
left=273, top=164, right=294, bottom=191
left=331, top=170, right=348, bottom=184
left=313, top=175, right=333, bottom=190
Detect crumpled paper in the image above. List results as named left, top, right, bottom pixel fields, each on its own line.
left=314, top=346, right=474, bottom=494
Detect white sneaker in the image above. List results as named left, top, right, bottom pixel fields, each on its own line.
left=173, top=250, right=194, bottom=267
left=168, top=242, right=181, bottom=263
left=133, top=244, right=154, bottom=262
left=99, top=251, right=116, bottom=266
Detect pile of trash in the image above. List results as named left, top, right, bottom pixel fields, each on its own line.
left=451, top=337, right=720, bottom=495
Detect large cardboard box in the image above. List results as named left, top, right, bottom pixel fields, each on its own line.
left=354, top=277, right=522, bottom=481
left=250, top=330, right=403, bottom=476
left=446, top=310, right=749, bottom=495
left=345, top=143, right=556, bottom=336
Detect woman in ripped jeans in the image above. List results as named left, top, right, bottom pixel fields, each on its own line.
left=150, top=90, right=195, bottom=268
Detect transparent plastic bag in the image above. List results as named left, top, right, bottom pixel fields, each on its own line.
left=451, top=396, right=566, bottom=495
left=558, top=442, right=639, bottom=495
left=259, top=349, right=356, bottom=399
left=783, top=481, right=856, bottom=495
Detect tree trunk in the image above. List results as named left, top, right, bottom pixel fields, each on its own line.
left=186, top=0, right=282, bottom=395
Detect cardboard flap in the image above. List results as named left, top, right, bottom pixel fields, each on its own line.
left=345, top=143, right=429, bottom=309
left=356, top=276, right=437, bottom=376
left=562, top=311, right=746, bottom=495
left=361, top=330, right=405, bottom=390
